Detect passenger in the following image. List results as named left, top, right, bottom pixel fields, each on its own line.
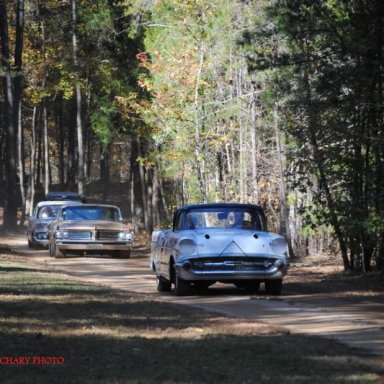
left=228, top=211, right=244, bottom=228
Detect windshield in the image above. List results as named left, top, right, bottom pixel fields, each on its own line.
left=178, top=207, right=266, bottom=230
left=37, top=205, right=60, bottom=219
left=62, top=206, right=121, bottom=221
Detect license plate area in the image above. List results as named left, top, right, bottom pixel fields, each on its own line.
left=86, top=244, right=104, bottom=249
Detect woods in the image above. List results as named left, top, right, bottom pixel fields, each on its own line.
left=1, top=0, right=384, bottom=273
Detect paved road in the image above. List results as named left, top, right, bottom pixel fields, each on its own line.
left=2, top=234, right=384, bottom=358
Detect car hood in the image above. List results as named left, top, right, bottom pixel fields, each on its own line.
left=57, top=220, right=128, bottom=231
left=173, top=228, right=287, bottom=259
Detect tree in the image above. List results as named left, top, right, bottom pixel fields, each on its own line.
left=0, top=0, right=24, bottom=231
left=242, top=0, right=384, bottom=271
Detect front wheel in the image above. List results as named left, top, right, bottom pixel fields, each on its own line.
left=156, top=275, right=172, bottom=292
left=28, top=239, right=35, bottom=249
left=118, top=249, right=131, bottom=258
left=48, top=243, right=54, bottom=257
left=170, top=261, right=191, bottom=296
left=53, top=244, right=66, bottom=258
left=175, top=275, right=191, bottom=296
left=265, top=279, right=282, bottom=295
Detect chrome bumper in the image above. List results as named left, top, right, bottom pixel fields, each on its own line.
left=175, top=257, right=289, bottom=281
left=57, top=242, right=131, bottom=251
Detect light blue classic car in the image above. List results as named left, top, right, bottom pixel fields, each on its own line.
left=150, top=203, right=289, bottom=296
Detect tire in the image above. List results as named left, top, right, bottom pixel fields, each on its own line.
left=265, top=279, right=282, bottom=295
left=156, top=275, right=172, bottom=292
left=118, top=249, right=131, bottom=259
left=170, top=260, right=191, bottom=296
left=175, top=274, right=191, bottom=296
left=53, top=244, right=66, bottom=259
left=28, top=239, right=34, bottom=249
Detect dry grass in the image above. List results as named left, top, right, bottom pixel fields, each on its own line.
left=0, top=256, right=383, bottom=384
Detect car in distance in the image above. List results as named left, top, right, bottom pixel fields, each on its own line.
left=150, top=203, right=289, bottom=296
left=45, top=191, right=86, bottom=203
left=27, top=200, right=83, bottom=249
left=48, top=204, right=133, bottom=258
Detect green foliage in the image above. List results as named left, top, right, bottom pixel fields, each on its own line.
left=90, top=97, right=116, bottom=146
left=242, top=0, right=384, bottom=270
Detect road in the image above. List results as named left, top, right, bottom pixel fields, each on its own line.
left=2, top=233, right=384, bottom=358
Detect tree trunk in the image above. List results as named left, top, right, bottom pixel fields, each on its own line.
left=43, top=103, right=49, bottom=195
left=303, top=65, right=350, bottom=270
left=27, top=107, right=37, bottom=216
left=0, top=1, right=18, bottom=230
left=194, top=44, right=207, bottom=202
left=72, top=0, right=84, bottom=195
left=274, top=104, right=294, bottom=258
left=17, top=102, right=26, bottom=225
left=15, top=0, right=25, bottom=225
left=250, top=91, right=259, bottom=204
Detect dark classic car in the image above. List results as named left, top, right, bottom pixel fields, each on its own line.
left=27, top=200, right=83, bottom=249
left=45, top=191, right=86, bottom=203
left=48, top=204, right=133, bottom=258
left=150, top=203, right=289, bottom=295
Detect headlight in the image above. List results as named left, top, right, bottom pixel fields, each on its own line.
left=118, top=232, right=132, bottom=242
left=36, top=233, right=48, bottom=239
left=270, top=237, right=288, bottom=256
left=56, top=231, right=69, bottom=239
left=178, top=238, right=196, bottom=255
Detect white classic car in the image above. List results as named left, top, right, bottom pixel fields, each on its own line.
left=27, top=200, right=83, bottom=248
left=48, top=204, right=133, bottom=258
left=150, top=203, right=289, bottom=295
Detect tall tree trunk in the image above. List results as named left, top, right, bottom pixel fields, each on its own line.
left=0, top=1, right=17, bottom=230
left=15, top=0, right=24, bottom=224
left=40, top=19, right=49, bottom=195
left=72, top=0, right=84, bottom=195
left=17, top=102, right=26, bottom=224
left=250, top=91, right=259, bottom=204
left=43, top=103, right=49, bottom=195
left=27, top=106, right=37, bottom=216
left=194, top=44, right=207, bottom=202
left=274, top=104, right=294, bottom=257
left=303, top=65, right=350, bottom=270
left=58, top=98, right=65, bottom=188
left=100, top=144, right=110, bottom=202
left=130, top=137, right=145, bottom=233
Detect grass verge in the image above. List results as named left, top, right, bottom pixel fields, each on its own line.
left=0, top=256, right=383, bottom=384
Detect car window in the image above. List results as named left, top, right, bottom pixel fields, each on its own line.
left=180, top=208, right=265, bottom=230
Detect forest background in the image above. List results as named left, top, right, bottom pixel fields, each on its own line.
left=1, top=0, right=384, bottom=274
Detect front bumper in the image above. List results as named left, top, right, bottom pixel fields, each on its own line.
left=175, top=256, right=289, bottom=282
left=57, top=242, right=132, bottom=251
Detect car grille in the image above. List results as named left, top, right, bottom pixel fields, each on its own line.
left=191, top=257, right=275, bottom=271
left=64, top=230, right=120, bottom=241
left=97, top=231, right=120, bottom=240
left=68, top=231, right=92, bottom=240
